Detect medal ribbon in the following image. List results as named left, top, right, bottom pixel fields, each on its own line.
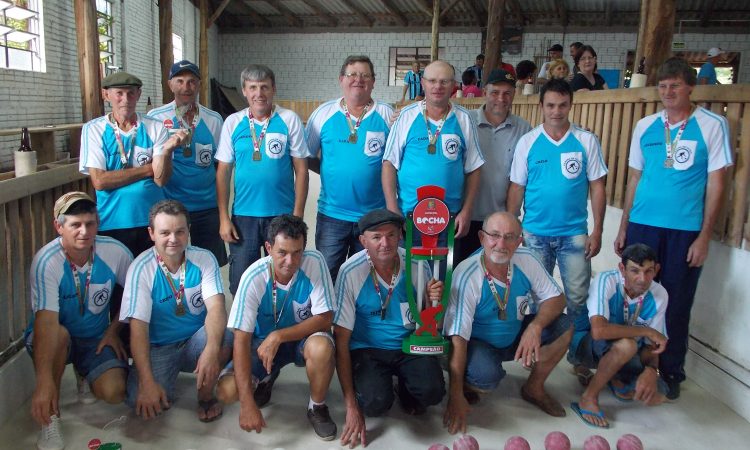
left=622, top=286, right=645, bottom=326
left=248, top=106, right=275, bottom=156
left=422, top=100, right=450, bottom=149
left=109, top=113, right=138, bottom=167
left=63, top=243, right=94, bottom=316
left=364, top=251, right=399, bottom=320
left=662, top=106, right=693, bottom=165
left=269, top=261, right=292, bottom=328
left=175, top=103, right=200, bottom=143
left=155, top=250, right=186, bottom=311
left=480, top=252, right=513, bottom=320
left=342, top=99, right=371, bottom=138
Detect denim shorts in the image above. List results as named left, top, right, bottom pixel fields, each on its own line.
left=125, top=326, right=234, bottom=407
left=26, top=330, right=127, bottom=384
left=465, top=314, right=570, bottom=391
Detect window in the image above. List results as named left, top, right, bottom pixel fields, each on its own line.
left=96, top=0, right=115, bottom=75
left=173, top=33, right=182, bottom=63
left=388, top=47, right=445, bottom=87
left=0, top=0, right=44, bottom=71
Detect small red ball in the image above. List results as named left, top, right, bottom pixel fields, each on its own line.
left=453, top=434, right=479, bottom=450
left=584, top=435, right=611, bottom=450
left=545, top=431, right=571, bottom=450
left=504, top=436, right=531, bottom=450
left=617, top=434, right=644, bottom=450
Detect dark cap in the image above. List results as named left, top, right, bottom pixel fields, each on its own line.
left=485, top=69, right=516, bottom=86
left=548, top=44, right=564, bottom=52
left=358, top=209, right=405, bottom=234
left=169, top=60, right=201, bottom=80
left=102, top=71, right=142, bottom=89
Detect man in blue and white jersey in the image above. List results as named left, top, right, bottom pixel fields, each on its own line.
left=80, top=71, right=187, bottom=256
left=383, top=60, right=484, bottom=241
left=218, top=215, right=337, bottom=440
left=148, top=60, right=226, bottom=266
left=306, top=55, right=395, bottom=282
left=27, top=192, right=132, bottom=450
left=507, top=78, right=607, bottom=382
left=400, top=60, right=424, bottom=103
left=333, top=209, right=445, bottom=448
left=615, top=57, right=732, bottom=400
left=570, top=243, right=668, bottom=429
left=443, top=212, right=571, bottom=435
left=216, top=65, right=310, bottom=295
left=120, top=200, right=232, bottom=423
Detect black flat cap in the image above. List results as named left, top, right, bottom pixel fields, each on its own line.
left=358, top=209, right=405, bottom=233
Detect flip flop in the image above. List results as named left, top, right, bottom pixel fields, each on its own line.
left=608, top=381, right=635, bottom=403
left=570, top=402, right=610, bottom=429
left=198, top=398, right=223, bottom=423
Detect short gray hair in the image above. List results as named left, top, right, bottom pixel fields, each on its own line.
left=240, top=64, right=275, bottom=87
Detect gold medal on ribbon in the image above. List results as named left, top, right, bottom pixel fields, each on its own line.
left=252, top=151, right=262, bottom=161
left=664, top=158, right=674, bottom=168
left=428, top=143, right=436, bottom=154
left=498, top=308, right=507, bottom=321
left=348, top=132, right=358, bottom=144
left=182, top=129, right=193, bottom=157
left=175, top=303, right=186, bottom=316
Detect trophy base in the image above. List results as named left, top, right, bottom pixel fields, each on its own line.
left=402, top=334, right=451, bottom=355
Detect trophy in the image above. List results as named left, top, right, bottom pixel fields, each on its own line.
left=402, top=185, right=455, bottom=355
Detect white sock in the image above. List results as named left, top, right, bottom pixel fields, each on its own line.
left=308, top=397, right=325, bottom=410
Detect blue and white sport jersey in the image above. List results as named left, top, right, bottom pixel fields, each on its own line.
left=28, top=236, right=133, bottom=339
left=333, top=248, right=433, bottom=351
left=404, top=70, right=424, bottom=100
left=510, top=124, right=608, bottom=236
left=444, top=249, right=562, bottom=349
left=383, top=102, right=484, bottom=213
left=306, top=98, right=394, bottom=222
left=147, top=102, right=223, bottom=212
left=80, top=114, right=168, bottom=231
left=228, top=250, right=334, bottom=340
left=215, top=105, right=310, bottom=217
left=120, top=246, right=224, bottom=346
left=628, top=107, right=733, bottom=231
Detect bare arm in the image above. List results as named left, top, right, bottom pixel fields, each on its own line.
left=234, top=330, right=266, bottom=433
left=194, top=295, right=227, bottom=389
left=334, top=325, right=367, bottom=447
left=88, top=166, right=154, bottom=191
left=614, top=169, right=642, bottom=255
left=506, top=182, right=526, bottom=216
left=292, top=157, right=309, bottom=218
left=586, top=177, right=606, bottom=259
left=444, top=335, right=470, bottom=434
left=256, top=311, right=333, bottom=374
left=382, top=161, right=401, bottom=215
left=589, top=316, right=667, bottom=353
left=130, top=318, right=169, bottom=419
left=30, top=311, right=62, bottom=426
left=514, top=294, right=566, bottom=367
left=455, top=168, right=481, bottom=238
left=216, top=161, right=239, bottom=243
left=687, top=168, right=727, bottom=267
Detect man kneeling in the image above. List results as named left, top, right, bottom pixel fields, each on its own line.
left=443, top=212, right=571, bottom=434
left=571, top=243, right=668, bottom=428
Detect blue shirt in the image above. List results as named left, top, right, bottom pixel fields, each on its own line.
left=628, top=107, right=733, bottom=231
left=383, top=102, right=484, bottom=213
left=215, top=105, right=310, bottom=217
left=306, top=98, right=393, bottom=222
left=697, top=61, right=718, bottom=85
left=147, top=102, right=223, bottom=212
left=80, top=114, right=168, bottom=230
left=510, top=124, right=608, bottom=236
left=404, top=70, right=424, bottom=100
left=28, top=236, right=133, bottom=339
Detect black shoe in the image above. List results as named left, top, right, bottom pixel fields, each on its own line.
left=307, top=404, right=337, bottom=441
left=253, top=371, right=279, bottom=408
left=463, top=390, right=480, bottom=405
left=666, top=380, right=681, bottom=400
left=396, top=381, right=427, bottom=415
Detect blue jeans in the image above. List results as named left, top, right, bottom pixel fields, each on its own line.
left=126, top=326, right=233, bottom=407
left=228, top=215, right=277, bottom=295
left=189, top=207, right=227, bottom=267
left=315, top=213, right=363, bottom=283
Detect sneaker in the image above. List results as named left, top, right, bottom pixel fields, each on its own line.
left=37, top=415, right=64, bottom=450
left=76, top=372, right=96, bottom=405
left=253, top=371, right=279, bottom=408
left=307, top=404, right=337, bottom=441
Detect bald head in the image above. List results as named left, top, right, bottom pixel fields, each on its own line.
left=422, top=60, right=455, bottom=106
left=424, top=60, right=455, bottom=79
left=483, top=212, right=521, bottom=235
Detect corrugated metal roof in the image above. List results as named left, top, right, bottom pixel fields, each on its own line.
left=316, top=0, right=358, bottom=15
left=282, top=1, right=316, bottom=15
left=244, top=1, right=280, bottom=16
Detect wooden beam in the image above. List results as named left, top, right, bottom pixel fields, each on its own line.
left=484, top=0, right=506, bottom=75
left=431, top=0, right=440, bottom=61
left=73, top=0, right=103, bottom=122
left=381, top=0, right=409, bottom=26
left=440, top=0, right=462, bottom=18
left=199, top=0, right=209, bottom=106
left=273, top=1, right=304, bottom=28
left=209, top=0, right=232, bottom=27
left=463, top=0, right=484, bottom=28
left=635, top=0, right=676, bottom=86
left=555, top=0, right=568, bottom=27
left=339, top=0, right=374, bottom=27
left=604, top=0, right=613, bottom=27
left=159, top=0, right=175, bottom=104
left=701, top=0, right=714, bottom=28
left=299, top=0, right=337, bottom=27
left=242, top=0, right=271, bottom=27
left=507, top=0, right=526, bottom=25
left=414, top=0, right=434, bottom=17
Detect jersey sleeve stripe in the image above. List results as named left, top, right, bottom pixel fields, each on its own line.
left=34, top=244, right=60, bottom=310
left=307, top=251, right=334, bottom=310
left=232, top=262, right=268, bottom=329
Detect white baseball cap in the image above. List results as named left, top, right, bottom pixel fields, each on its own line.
left=707, top=47, right=724, bottom=58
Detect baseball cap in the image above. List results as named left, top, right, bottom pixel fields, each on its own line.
left=169, top=60, right=201, bottom=79
left=548, top=44, right=564, bottom=52
left=358, top=209, right=405, bottom=234
left=101, top=71, right=143, bottom=89
left=485, top=69, right=516, bottom=86
left=54, top=192, right=96, bottom=218
left=706, top=47, right=724, bottom=58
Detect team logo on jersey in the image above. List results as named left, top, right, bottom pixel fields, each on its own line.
left=267, top=138, right=283, bottom=155
left=163, top=119, right=174, bottom=129
left=196, top=144, right=213, bottom=167
left=565, top=158, right=581, bottom=174
left=441, top=134, right=460, bottom=160
left=366, top=137, right=382, bottom=155
left=92, top=287, right=110, bottom=306
left=675, top=146, right=691, bottom=163
left=190, top=291, right=204, bottom=309
left=134, top=147, right=150, bottom=166
left=517, top=295, right=531, bottom=321
left=445, top=137, right=460, bottom=155
left=297, top=305, right=312, bottom=321
left=561, top=151, right=583, bottom=179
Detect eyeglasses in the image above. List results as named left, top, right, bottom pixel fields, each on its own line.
left=423, top=77, right=454, bottom=86
left=480, top=230, right=519, bottom=242
left=344, top=72, right=373, bottom=80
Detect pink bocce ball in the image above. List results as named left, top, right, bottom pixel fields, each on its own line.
left=428, top=445, right=450, bottom=450
left=504, top=436, right=531, bottom=450
left=545, top=431, right=571, bottom=450
left=453, top=434, right=479, bottom=450
left=584, top=435, right=611, bottom=450
left=617, top=434, right=644, bottom=450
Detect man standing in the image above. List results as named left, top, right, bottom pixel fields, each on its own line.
left=334, top=209, right=445, bottom=448
left=453, top=69, right=531, bottom=264
left=148, top=60, right=227, bottom=265
left=218, top=215, right=337, bottom=440
left=538, top=44, right=564, bottom=84
left=569, top=42, right=584, bottom=75
left=614, top=57, right=732, bottom=399
left=570, top=243, right=668, bottom=429
left=383, top=60, right=484, bottom=240
left=121, top=200, right=232, bottom=423
left=443, top=212, right=571, bottom=434
left=507, top=78, right=607, bottom=382
left=698, top=47, right=724, bottom=85
left=466, top=54, right=485, bottom=88
left=306, top=55, right=395, bottom=282
left=80, top=72, right=187, bottom=256
left=401, top=60, right=425, bottom=103
left=28, top=192, right=132, bottom=450
left=216, top=65, right=310, bottom=295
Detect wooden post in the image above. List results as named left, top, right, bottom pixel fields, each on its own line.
left=159, top=0, right=175, bottom=104
left=199, top=0, right=209, bottom=107
left=483, top=0, right=506, bottom=75
left=635, top=0, right=676, bottom=85
left=73, top=0, right=104, bottom=122
left=430, top=0, right=440, bottom=61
